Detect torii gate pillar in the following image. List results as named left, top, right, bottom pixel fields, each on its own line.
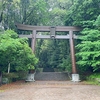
left=69, top=31, right=80, bottom=82
left=69, top=31, right=77, bottom=74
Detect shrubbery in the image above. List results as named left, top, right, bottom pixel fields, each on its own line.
left=86, top=73, right=100, bottom=85
left=3, top=71, right=28, bottom=83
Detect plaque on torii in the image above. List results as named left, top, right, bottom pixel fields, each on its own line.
left=16, top=23, right=82, bottom=82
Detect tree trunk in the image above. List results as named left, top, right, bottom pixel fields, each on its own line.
left=0, top=71, right=2, bottom=86
left=8, top=63, right=10, bottom=73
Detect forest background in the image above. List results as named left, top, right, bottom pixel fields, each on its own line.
left=0, top=0, right=100, bottom=83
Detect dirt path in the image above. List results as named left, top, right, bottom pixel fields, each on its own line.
left=0, top=81, right=100, bottom=100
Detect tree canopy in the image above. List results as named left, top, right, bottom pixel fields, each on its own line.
left=76, top=28, right=100, bottom=71
left=0, top=30, right=38, bottom=73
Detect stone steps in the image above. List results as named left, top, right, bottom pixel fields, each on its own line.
left=34, top=72, right=70, bottom=81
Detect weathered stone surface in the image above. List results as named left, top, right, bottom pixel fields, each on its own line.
left=25, top=74, right=35, bottom=82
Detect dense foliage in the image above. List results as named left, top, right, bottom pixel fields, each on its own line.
left=76, top=28, right=100, bottom=72
left=0, top=30, right=38, bottom=73
left=65, top=0, right=100, bottom=27
left=0, top=0, right=100, bottom=74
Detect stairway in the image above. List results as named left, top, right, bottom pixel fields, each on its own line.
left=34, top=72, right=70, bottom=81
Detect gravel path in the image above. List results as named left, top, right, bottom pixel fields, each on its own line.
left=0, top=81, right=100, bottom=100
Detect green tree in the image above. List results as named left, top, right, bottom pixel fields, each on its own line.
left=0, top=30, right=38, bottom=73
left=0, top=0, right=49, bottom=30
left=65, top=0, right=100, bottom=27
left=94, top=15, right=100, bottom=28
left=76, top=27, right=100, bottom=72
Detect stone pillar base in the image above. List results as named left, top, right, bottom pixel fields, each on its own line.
left=25, top=74, right=35, bottom=82
left=71, top=74, right=80, bottom=82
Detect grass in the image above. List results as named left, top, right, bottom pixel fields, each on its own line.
left=83, top=80, right=100, bottom=85
left=84, top=73, right=100, bottom=85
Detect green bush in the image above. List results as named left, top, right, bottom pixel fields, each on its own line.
left=3, top=71, right=28, bottom=82
left=3, top=73, right=19, bottom=82
left=2, top=78, right=9, bottom=84
left=36, top=68, right=43, bottom=72
left=86, top=73, right=100, bottom=85
left=17, top=71, right=28, bottom=80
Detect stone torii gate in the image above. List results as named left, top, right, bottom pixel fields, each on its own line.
left=16, top=23, right=81, bottom=82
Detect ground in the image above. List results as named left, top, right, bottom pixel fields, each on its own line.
left=0, top=81, right=100, bottom=100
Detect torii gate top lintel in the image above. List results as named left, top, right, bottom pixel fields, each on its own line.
left=15, top=23, right=82, bottom=32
